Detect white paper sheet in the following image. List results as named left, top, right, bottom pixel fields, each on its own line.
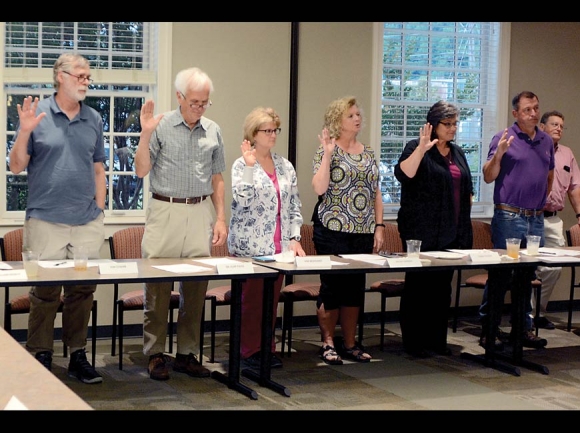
left=153, top=264, right=213, bottom=273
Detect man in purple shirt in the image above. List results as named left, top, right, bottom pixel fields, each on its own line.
left=478, top=91, right=555, bottom=351
left=533, top=111, right=580, bottom=329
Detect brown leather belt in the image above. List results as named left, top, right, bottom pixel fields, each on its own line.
left=543, top=210, right=557, bottom=218
left=495, top=204, right=543, bottom=217
left=152, top=193, right=208, bottom=204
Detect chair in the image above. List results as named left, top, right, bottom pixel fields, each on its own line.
left=279, top=224, right=320, bottom=357
left=362, top=222, right=405, bottom=351
left=200, top=242, right=232, bottom=363
left=1, top=227, right=97, bottom=366
left=109, top=226, right=180, bottom=370
left=452, top=220, right=542, bottom=334
left=565, top=224, right=580, bottom=331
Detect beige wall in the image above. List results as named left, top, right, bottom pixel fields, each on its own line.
left=4, top=22, right=580, bottom=333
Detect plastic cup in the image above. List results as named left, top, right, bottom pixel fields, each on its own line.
left=506, top=238, right=521, bottom=259
left=21, top=251, right=39, bottom=277
left=74, top=245, right=89, bottom=271
left=406, top=239, right=422, bottom=257
left=526, top=235, right=541, bottom=256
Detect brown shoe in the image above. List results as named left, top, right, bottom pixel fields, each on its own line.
left=148, top=353, right=170, bottom=381
left=174, top=353, right=210, bottom=378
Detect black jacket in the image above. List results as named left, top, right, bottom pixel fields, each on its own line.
left=394, top=139, right=473, bottom=251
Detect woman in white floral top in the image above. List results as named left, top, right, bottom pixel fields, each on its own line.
left=228, top=107, right=305, bottom=370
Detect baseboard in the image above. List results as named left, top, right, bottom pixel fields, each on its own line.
left=8, top=300, right=580, bottom=343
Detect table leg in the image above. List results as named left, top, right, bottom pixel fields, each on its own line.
left=211, top=278, right=259, bottom=400
left=242, top=275, right=291, bottom=397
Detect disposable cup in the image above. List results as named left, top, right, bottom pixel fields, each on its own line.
left=74, top=245, right=89, bottom=271
left=506, top=238, right=521, bottom=259
left=21, top=250, right=40, bottom=277
left=406, top=239, right=422, bottom=257
left=526, top=235, right=541, bottom=256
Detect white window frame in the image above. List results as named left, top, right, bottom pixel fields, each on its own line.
left=370, top=22, right=511, bottom=220
left=0, top=22, right=173, bottom=226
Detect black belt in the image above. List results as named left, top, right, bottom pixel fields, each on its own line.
left=543, top=210, right=557, bottom=218
left=152, top=193, right=208, bottom=204
left=495, top=204, right=543, bottom=217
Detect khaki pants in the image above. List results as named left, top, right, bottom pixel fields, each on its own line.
left=142, top=197, right=214, bottom=356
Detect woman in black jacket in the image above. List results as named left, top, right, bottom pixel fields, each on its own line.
left=394, top=100, right=473, bottom=358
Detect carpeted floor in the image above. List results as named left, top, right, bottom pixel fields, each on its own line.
left=37, top=311, right=580, bottom=411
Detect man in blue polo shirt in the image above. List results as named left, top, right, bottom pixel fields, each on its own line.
left=9, top=53, right=106, bottom=384
left=479, top=90, right=555, bottom=350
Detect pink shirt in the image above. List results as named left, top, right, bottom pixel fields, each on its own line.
left=545, top=143, right=580, bottom=212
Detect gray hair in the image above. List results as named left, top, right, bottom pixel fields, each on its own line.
left=53, top=53, right=90, bottom=90
left=174, top=67, right=214, bottom=96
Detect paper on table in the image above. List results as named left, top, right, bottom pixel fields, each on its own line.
left=338, top=254, right=387, bottom=266
left=0, top=262, right=13, bottom=270
left=537, top=247, right=580, bottom=257
left=420, top=251, right=466, bottom=260
left=3, top=395, right=28, bottom=410
left=538, top=255, right=580, bottom=263
left=153, top=264, right=213, bottom=273
left=194, top=257, right=241, bottom=266
left=0, top=269, right=27, bottom=280
left=39, top=260, right=101, bottom=268
left=385, top=257, right=422, bottom=268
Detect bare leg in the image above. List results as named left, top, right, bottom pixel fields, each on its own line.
left=317, top=303, right=340, bottom=347
left=340, top=306, right=371, bottom=361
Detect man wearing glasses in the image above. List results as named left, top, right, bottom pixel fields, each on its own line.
left=135, top=67, right=227, bottom=381
left=533, top=111, right=580, bottom=329
left=9, top=53, right=106, bottom=384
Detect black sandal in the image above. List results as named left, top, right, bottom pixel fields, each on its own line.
left=319, top=345, right=343, bottom=365
left=341, top=342, right=371, bottom=363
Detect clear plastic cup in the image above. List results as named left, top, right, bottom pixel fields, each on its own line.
left=21, top=250, right=40, bottom=277
left=506, top=238, right=521, bottom=259
left=526, top=235, right=540, bottom=256
left=74, top=245, right=89, bottom=271
left=406, top=239, right=422, bottom=257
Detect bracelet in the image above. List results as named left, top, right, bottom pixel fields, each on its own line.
left=375, top=223, right=385, bottom=229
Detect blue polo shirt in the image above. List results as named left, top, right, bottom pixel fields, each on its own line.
left=16, top=93, right=106, bottom=225
left=487, top=122, right=555, bottom=210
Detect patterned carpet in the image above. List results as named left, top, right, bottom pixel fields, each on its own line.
left=43, top=312, right=580, bottom=411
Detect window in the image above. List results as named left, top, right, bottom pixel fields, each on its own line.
left=2, top=22, right=168, bottom=223
left=374, top=22, right=509, bottom=219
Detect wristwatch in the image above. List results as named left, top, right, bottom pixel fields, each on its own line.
left=290, top=235, right=301, bottom=242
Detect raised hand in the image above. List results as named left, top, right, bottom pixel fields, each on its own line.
left=318, top=127, right=336, bottom=154
left=241, top=139, right=256, bottom=167
left=140, top=100, right=164, bottom=134
left=418, top=123, right=438, bottom=151
left=497, top=129, right=513, bottom=154
left=16, top=96, right=46, bottom=133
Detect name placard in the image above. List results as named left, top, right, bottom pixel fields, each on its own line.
left=217, top=261, right=254, bottom=275
left=385, top=257, right=422, bottom=268
left=99, top=261, right=139, bottom=275
left=295, top=256, right=332, bottom=269
left=469, top=250, right=501, bottom=264
left=0, top=269, right=28, bottom=280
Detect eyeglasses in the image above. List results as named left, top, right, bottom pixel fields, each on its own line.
left=257, top=128, right=281, bottom=135
left=179, top=92, right=212, bottom=110
left=62, top=70, right=94, bottom=85
left=521, top=106, right=540, bottom=115
left=439, top=121, right=459, bottom=129
left=547, top=122, right=566, bottom=130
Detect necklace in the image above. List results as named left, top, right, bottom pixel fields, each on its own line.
left=443, top=152, right=453, bottom=165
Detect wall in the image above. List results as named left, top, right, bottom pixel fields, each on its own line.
left=3, top=22, right=580, bottom=334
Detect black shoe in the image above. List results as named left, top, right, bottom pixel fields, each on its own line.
left=35, top=351, right=53, bottom=371
left=404, top=347, right=430, bottom=358
left=496, top=327, right=511, bottom=343
left=479, top=334, right=504, bottom=351
left=174, top=353, right=211, bottom=378
left=513, top=330, right=547, bottom=349
left=534, top=316, right=555, bottom=330
left=270, top=354, right=283, bottom=369
left=243, top=352, right=283, bottom=369
left=68, top=349, right=102, bottom=384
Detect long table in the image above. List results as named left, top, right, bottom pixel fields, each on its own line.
left=256, top=252, right=545, bottom=377
left=0, top=257, right=280, bottom=401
